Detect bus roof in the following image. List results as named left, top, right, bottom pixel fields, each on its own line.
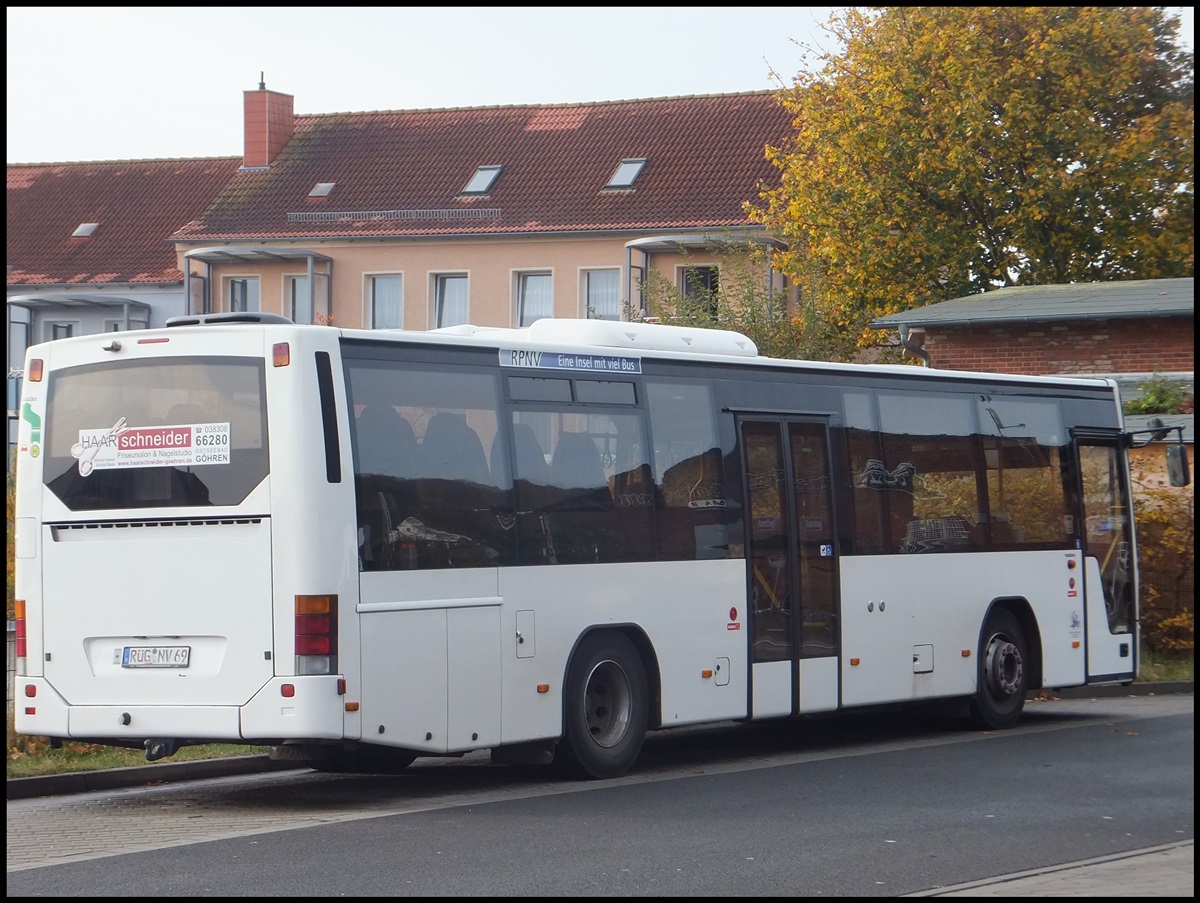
left=28, top=315, right=1118, bottom=396
left=346, top=319, right=1119, bottom=394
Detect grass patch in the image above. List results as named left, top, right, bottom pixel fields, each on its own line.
left=7, top=709, right=261, bottom=778
left=1138, top=648, right=1195, bottom=683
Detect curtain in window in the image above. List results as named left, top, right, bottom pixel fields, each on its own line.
left=519, top=273, right=552, bottom=326
left=371, top=275, right=403, bottom=329
left=438, top=275, right=468, bottom=327
left=586, top=270, right=620, bottom=320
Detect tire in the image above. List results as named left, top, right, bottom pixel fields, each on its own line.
left=557, top=631, right=649, bottom=780
left=969, top=609, right=1029, bottom=730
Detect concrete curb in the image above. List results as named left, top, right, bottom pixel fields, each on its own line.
left=7, top=681, right=1192, bottom=801
left=6, top=754, right=300, bottom=800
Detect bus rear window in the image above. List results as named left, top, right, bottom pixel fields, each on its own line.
left=42, top=356, right=269, bottom=510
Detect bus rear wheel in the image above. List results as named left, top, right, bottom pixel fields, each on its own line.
left=557, top=632, right=649, bottom=780
left=969, top=609, right=1028, bottom=730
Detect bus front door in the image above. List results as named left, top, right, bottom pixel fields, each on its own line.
left=1075, top=436, right=1138, bottom=683
left=740, top=417, right=840, bottom=719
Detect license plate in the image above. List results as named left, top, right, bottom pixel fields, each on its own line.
left=120, top=646, right=191, bottom=669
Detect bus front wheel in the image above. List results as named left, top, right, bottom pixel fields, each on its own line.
left=969, top=609, right=1028, bottom=730
left=557, top=632, right=649, bottom=780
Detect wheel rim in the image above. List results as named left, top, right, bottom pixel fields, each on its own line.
left=984, top=633, right=1024, bottom=699
left=583, top=658, right=633, bottom=748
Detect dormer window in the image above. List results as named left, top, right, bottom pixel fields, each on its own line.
left=309, top=182, right=336, bottom=198
left=461, top=165, right=503, bottom=196
left=604, top=158, right=646, bottom=189
left=72, top=222, right=99, bottom=237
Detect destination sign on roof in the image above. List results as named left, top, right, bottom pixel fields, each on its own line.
left=499, top=349, right=642, bottom=375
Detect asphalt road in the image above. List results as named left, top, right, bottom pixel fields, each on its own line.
left=6, top=685, right=1193, bottom=896
left=8, top=682, right=1192, bottom=801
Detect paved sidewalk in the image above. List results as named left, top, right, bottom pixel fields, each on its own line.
left=907, top=839, right=1194, bottom=897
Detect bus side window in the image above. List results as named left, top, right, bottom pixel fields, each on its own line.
left=421, top=412, right=490, bottom=485
left=354, top=404, right=421, bottom=571
left=550, top=432, right=610, bottom=503
left=355, top=404, right=419, bottom=477
left=646, top=380, right=729, bottom=561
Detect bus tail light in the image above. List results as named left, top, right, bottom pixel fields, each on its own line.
left=14, top=599, right=27, bottom=669
left=27, top=359, right=44, bottom=382
left=295, top=594, right=337, bottom=675
left=273, top=343, right=290, bottom=367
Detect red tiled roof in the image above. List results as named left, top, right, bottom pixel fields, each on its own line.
left=174, top=92, right=794, bottom=241
left=7, top=158, right=243, bottom=285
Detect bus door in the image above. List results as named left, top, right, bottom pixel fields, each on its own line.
left=1074, top=434, right=1137, bottom=682
left=739, top=416, right=840, bottom=719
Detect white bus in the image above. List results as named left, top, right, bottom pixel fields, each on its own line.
left=12, top=314, right=1187, bottom=779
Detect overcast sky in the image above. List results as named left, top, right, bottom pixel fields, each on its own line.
left=6, top=6, right=1194, bottom=164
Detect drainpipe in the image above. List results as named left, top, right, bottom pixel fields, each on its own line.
left=899, top=325, right=930, bottom=367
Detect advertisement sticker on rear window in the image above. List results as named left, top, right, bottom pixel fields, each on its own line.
left=72, top=419, right=231, bottom=475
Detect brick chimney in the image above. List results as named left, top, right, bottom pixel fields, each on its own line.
left=243, top=78, right=294, bottom=169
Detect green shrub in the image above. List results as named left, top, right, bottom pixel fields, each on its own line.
left=1124, top=370, right=1194, bottom=415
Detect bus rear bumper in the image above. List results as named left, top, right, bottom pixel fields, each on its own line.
left=240, top=676, right=347, bottom=741
left=16, top=678, right=247, bottom=744
left=68, top=703, right=243, bottom=742
left=13, top=677, right=347, bottom=745
left=13, top=678, right=70, bottom=739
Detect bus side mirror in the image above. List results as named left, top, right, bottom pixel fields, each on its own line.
left=1166, top=444, right=1190, bottom=487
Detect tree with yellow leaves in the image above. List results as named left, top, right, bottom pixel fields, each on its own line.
left=749, top=7, right=1195, bottom=351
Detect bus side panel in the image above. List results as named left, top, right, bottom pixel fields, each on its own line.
left=839, top=550, right=1086, bottom=707
left=496, top=558, right=748, bottom=746
left=356, top=569, right=502, bottom=753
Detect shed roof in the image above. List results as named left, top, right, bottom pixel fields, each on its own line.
left=870, top=278, right=1194, bottom=329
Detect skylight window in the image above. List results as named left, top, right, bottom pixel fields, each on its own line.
left=461, top=165, right=503, bottom=196
left=309, top=182, right=336, bottom=198
left=605, top=158, right=646, bottom=189
left=72, top=222, right=99, bottom=237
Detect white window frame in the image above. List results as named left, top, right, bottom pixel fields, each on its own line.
left=47, top=321, right=78, bottom=342
left=103, top=318, right=148, bottom=332
left=679, top=264, right=720, bottom=316
left=581, top=268, right=621, bottom=320
left=432, top=273, right=469, bottom=328
left=228, top=276, right=260, bottom=313
left=515, top=271, right=553, bottom=327
left=286, top=275, right=312, bottom=323
left=367, top=273, right=404, bottom=329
